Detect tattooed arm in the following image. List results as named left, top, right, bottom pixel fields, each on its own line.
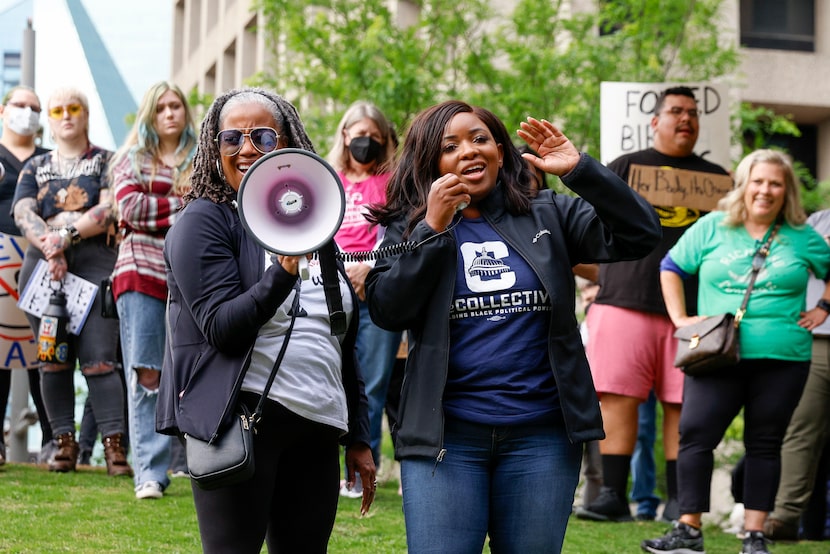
left=14, top=189, right=115, bottom=281
left=13, top=197, right=69, bottom=280
left=13, top=197, right=50, bottom=249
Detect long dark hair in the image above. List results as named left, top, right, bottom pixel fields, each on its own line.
left=186, top=87, right=315, bottom=205
left=366, top=100, right=533, bottom=238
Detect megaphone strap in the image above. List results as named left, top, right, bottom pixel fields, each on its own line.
left=318, top=240, right=348, bottom=336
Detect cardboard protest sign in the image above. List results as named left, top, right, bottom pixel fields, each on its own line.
left=628, top=164, right=734, bottom=211
left=600, top=81, right=731, bottom=170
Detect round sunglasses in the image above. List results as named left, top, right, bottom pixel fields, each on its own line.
left=215, top=127, right=280, bottom=156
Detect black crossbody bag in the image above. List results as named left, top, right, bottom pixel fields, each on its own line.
left=185, top=292, right=299, bottom=490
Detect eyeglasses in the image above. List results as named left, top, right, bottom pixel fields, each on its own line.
left=662, top=106, right=699, bottom=119
left=215, top=127, right=280, bottom=156
left=8, top=102, right=41, bottom=113
left=48, top=104, right=84, bottom=120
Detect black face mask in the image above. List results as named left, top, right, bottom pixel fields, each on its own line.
left=348, top=136, right=383, bottom=165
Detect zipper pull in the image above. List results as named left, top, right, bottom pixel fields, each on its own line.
left=431, top=448, right=447, bottom=476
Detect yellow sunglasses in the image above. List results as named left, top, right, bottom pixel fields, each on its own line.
left=48, top=103, right=84, bottom=120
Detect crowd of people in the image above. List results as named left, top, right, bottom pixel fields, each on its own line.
left=1, top=82, right=829, bottom=554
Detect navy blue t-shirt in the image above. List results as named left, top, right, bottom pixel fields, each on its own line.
left=445, top=216, right=560, bottom=426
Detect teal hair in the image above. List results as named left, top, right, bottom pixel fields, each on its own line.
left=114, top=81, right=198, bottom=184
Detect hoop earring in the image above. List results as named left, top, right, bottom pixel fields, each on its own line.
left=215, top=159, right=226, bottom=182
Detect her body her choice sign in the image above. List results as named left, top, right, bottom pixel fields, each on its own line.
left=600, top=82, right=732, bottom=211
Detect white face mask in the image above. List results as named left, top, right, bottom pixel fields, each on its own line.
left=4, top=105, right=41, bottom=136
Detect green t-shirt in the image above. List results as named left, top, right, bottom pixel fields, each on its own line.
left=670, top=211, right=830, bottom=361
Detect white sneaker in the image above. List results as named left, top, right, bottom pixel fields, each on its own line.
left=135, top=481, right=164, bottom=499
left=339, top=481, right=363, bottom=499
left=722, top=502, right=746, bottom=537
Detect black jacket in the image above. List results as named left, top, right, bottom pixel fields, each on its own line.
left=157, top=198, right=370, bottom=449
left=366, top=153, right=661, bottom=460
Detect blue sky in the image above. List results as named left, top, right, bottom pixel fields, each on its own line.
left=1, top=0, right=173, bottom=149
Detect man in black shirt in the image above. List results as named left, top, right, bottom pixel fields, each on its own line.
left=576, top=86, right=729, bottom=523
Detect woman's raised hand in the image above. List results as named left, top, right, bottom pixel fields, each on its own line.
left=517, top=117, right=580, bottom=177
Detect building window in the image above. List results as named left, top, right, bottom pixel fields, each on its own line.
left=740, top=0, right=815, bottom=52
left=772, top=124, right=818, bottom=188
left=3, top=51, right=21, bottom=69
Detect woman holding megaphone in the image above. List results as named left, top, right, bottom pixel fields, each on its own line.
left=159, top=87, right=374, bottom=554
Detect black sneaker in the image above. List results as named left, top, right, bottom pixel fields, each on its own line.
left=575, top=486, right=633, bottom=522
left=741, top=531, right=771, bottom=554
left=641, top=521, right=705, bottom=553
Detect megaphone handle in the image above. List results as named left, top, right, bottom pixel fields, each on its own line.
left=298, top=257, right=310, bottom=281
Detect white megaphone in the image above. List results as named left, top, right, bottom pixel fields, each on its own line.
left=237, top=148, right=346, bottom=256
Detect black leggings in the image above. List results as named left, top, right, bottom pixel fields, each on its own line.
left=677, top=358, right=809, bottom=514
left=191, top=392, right=342, bottom=554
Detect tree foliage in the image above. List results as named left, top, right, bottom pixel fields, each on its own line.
left=252, top=0, right=740, bottom=158
left=734, top=102, right=830, bottom=213
left=250, top=0, right=822, bottom=206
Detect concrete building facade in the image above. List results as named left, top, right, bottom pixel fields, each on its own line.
left=170, top=0, right=830, bottom=181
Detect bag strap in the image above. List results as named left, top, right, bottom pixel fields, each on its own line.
left=166, top=279, right=301, bottom=439
left=735, top=222, right=780, bottom=325
left=251, top=286, right=300, bottom=425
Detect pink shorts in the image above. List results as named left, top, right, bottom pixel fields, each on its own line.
left=585, top=303, right=684, bottom=404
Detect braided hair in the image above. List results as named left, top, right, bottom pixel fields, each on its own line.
left=186, top=87, right=315, bottom=205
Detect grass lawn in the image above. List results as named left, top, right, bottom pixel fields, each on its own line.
left=0, top=462, right=827, bottom=553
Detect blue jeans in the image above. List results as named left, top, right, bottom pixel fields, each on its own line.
left=631, top=390, right=660, bottom=517
left=355, top=300, right=400, bottom=465
left=401, top=417, right=581, bottom=554
left=117, top=292, right=171, bottom=490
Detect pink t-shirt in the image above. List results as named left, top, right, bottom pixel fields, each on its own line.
left=335, top=172, right=389, bottom=253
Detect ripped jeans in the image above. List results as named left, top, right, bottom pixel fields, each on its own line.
left=118, top=291, right=171, bottom=490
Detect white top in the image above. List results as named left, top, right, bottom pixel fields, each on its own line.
left=242, top=255, right=354, bottom=434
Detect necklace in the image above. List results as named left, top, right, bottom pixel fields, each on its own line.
left=55, top=151, right=81, bottom=178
